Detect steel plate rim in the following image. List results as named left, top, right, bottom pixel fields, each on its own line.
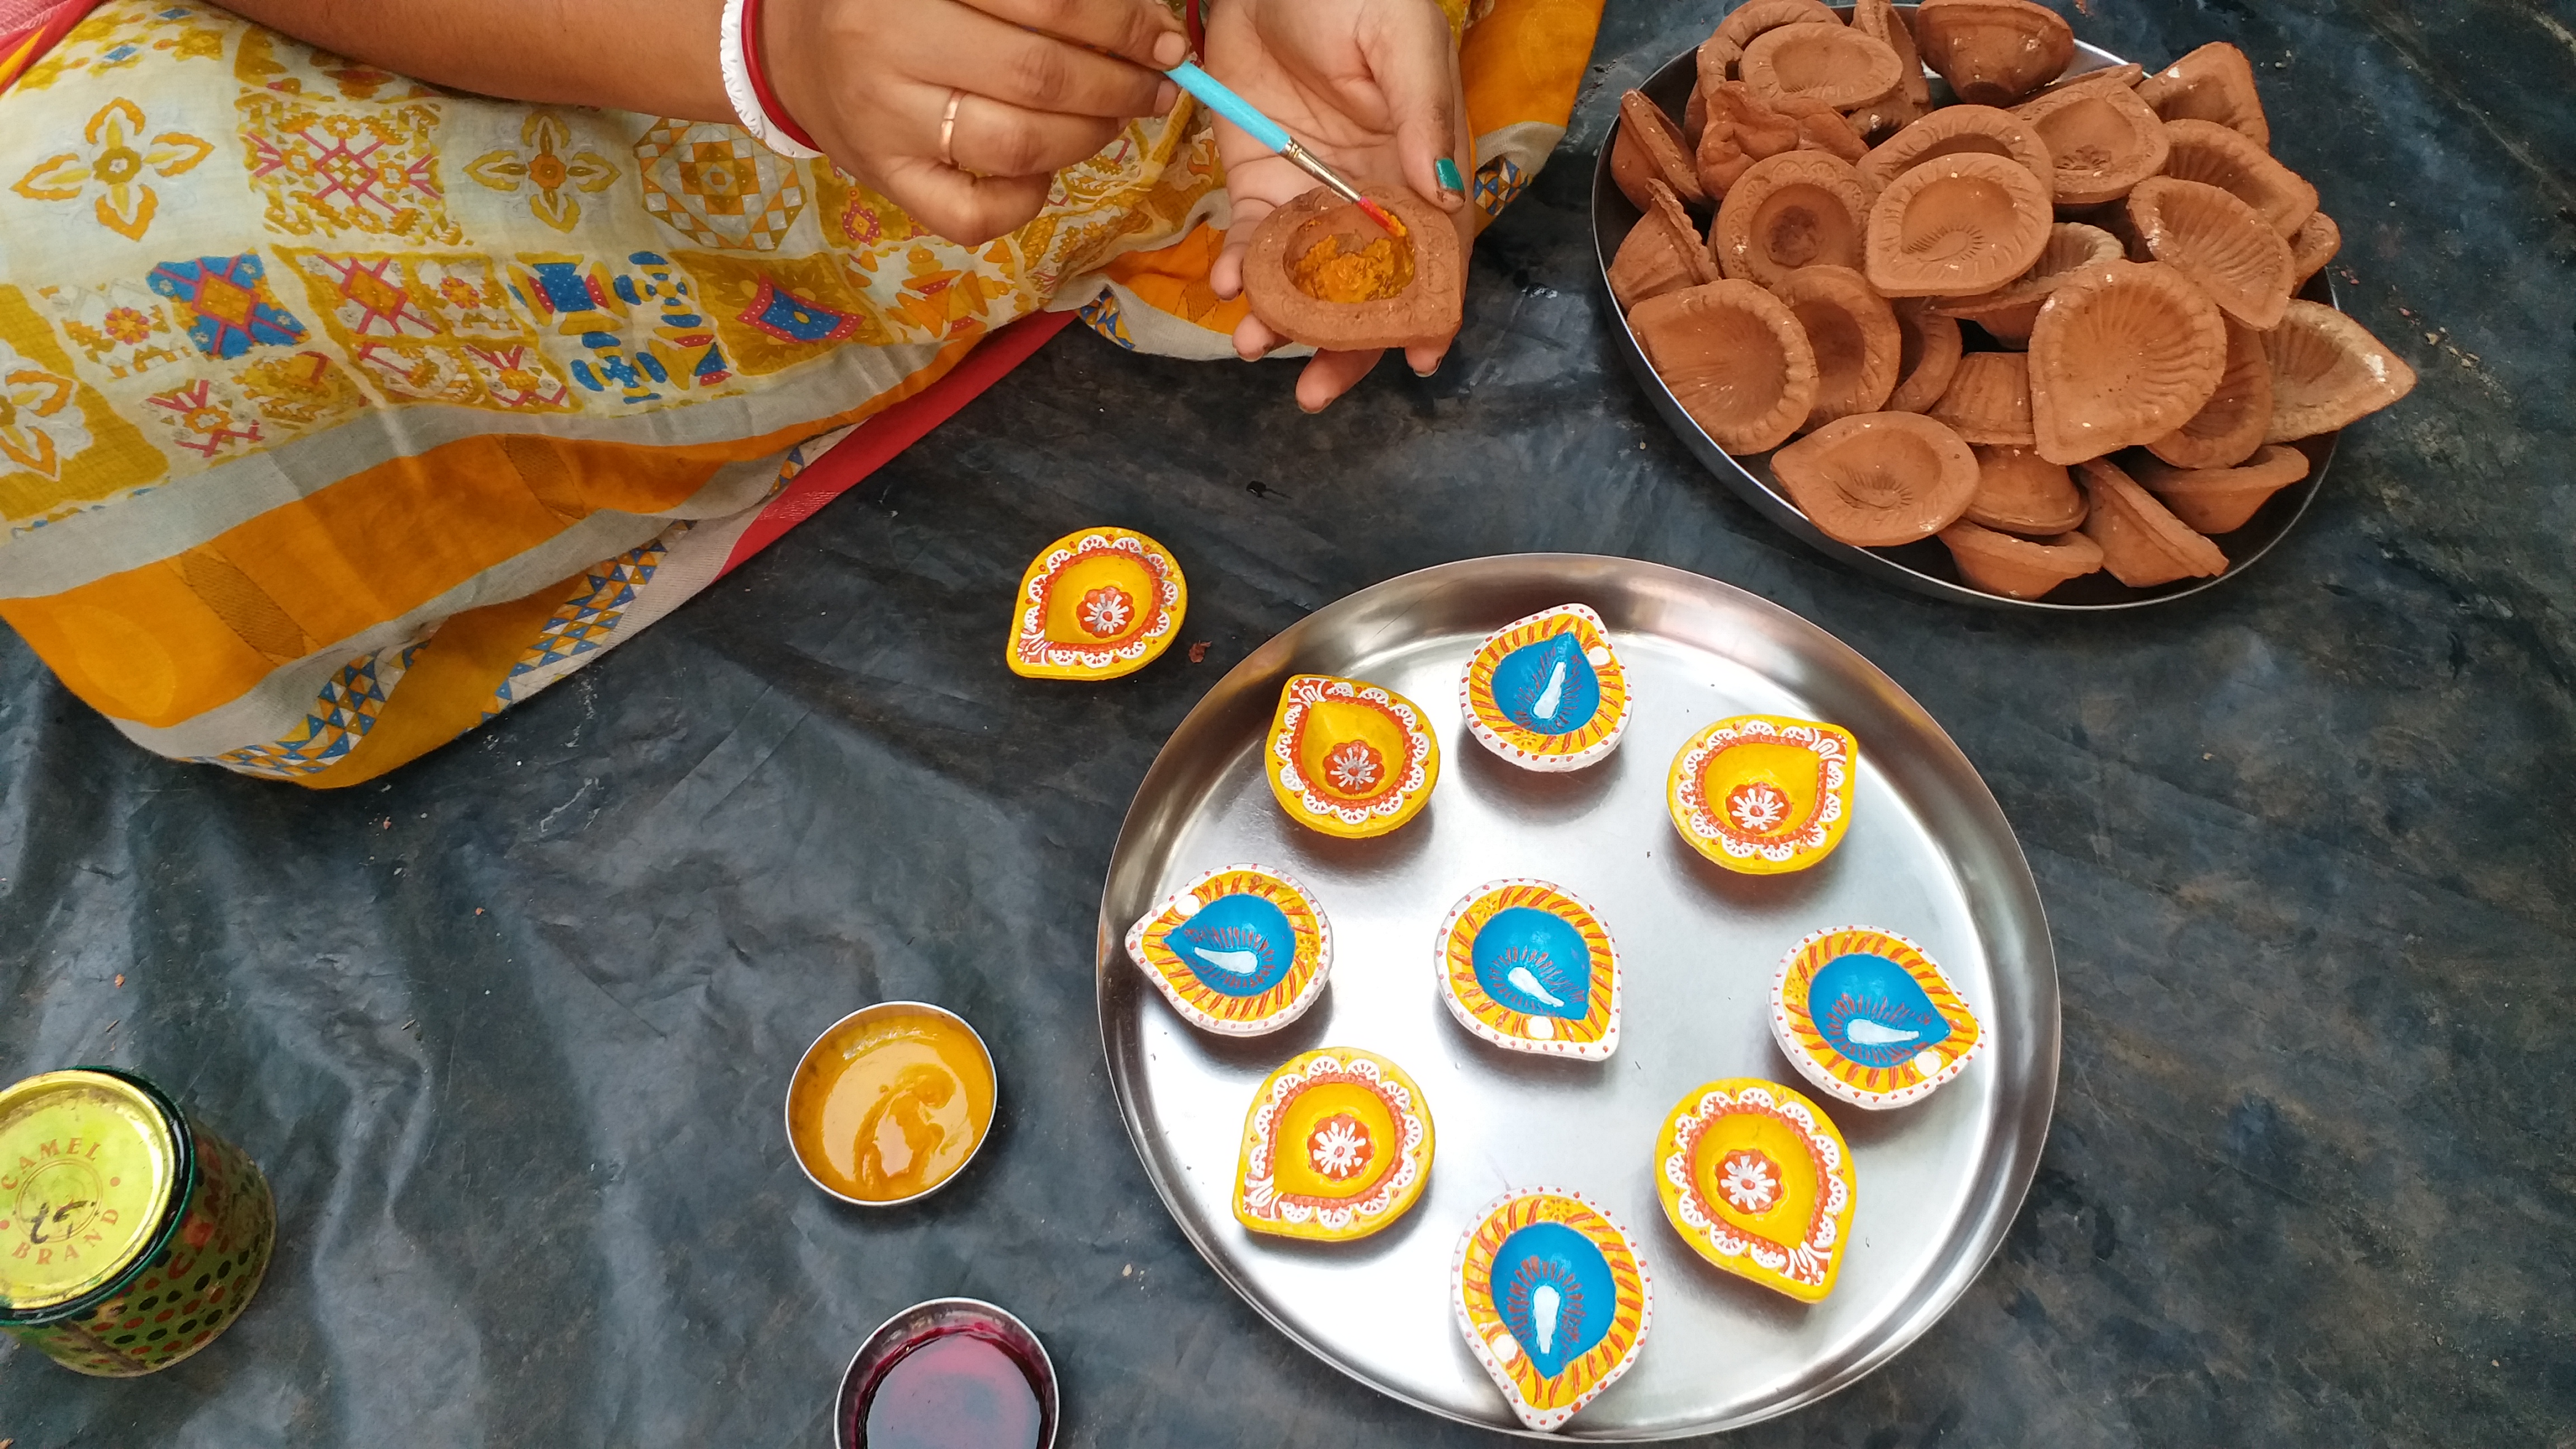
left=1096, top=553, right=2061, bottom=1439
left=1593, top=19, right=2342, bottom=612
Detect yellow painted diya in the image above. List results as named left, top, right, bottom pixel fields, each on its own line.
left=1125, top=864, right=1332, bottom=1036
left=1458, top=604, right=1632, bottom=771
left=1233, top=1048, right=1433, bottom=1243
left=1436, top=879, right=1621, bottom=1060
left=1666, top=713, right=1858, bottom=874
left=1005, top=527, right=1186, bottom=680
left=1452, top=1187, right=1652, bottom=1433
left=1772, top=926, right=1985, bottom=1110
left=1653, top=1078, right=1856, bottom=1304
left=1265, top=674, right=1440, bottom=839
left=785, top=1003, right=997, bottom=1207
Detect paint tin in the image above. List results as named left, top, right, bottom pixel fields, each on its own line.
left=835, top=1298, right=1059, bottom=1449
left=0, top=1068, right=276, bottom=1376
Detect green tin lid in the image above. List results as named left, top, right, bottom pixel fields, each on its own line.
left=1, top=1070, right=182, bottom=1313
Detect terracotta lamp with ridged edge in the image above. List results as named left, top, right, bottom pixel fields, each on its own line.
left=1243, top=186, right=1461, bottom=353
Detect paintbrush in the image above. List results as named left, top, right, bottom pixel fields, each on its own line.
left=1164, top=60, right=1408, bottom=238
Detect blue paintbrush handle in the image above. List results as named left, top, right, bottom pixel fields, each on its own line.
left=1166, top=61, right=1290, bottom=154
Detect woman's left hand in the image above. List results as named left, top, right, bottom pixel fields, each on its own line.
left=1203, top=0, right=1475, bottom=411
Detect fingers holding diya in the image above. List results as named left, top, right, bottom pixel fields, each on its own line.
left=787, top=1003, right=997, bottom=1208
left=1233, top=1049, right=1433, bottom=1243
left=1652, top=1078, right=1857, bottom=1304
left=1458, top=603, right=1633, bottom=771
left=1266, top=674, right=1439, bottom=839
left=1005, top=526, right=1186, bottom=681
left=1772, top=926, right=1986, bottom=1110
left=1437, top=879, right=1621, bottom=1059
left=1124, top=864, right=1332, bottom=1036
left=1667, top=713, right=1859, bottom=874
left=1452, top=1188, right=1653, bottom=1433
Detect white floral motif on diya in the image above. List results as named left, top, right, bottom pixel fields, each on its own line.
left=1457, top=603, right=1633, bottom=771
left=1234, top=1049, right=1434, bottom=1243
left=1265, top=674, right=1441, bottom=839
left=1452, top=1187, right=1653, bottom=1432
left=1436, top=879, right=1621, bottom=1060
left=1653, top=1078, right=1857, bottom=1304
left=1667, top=714, right=1859, bottom=874
left=1005, top=526, right=1186, bottom=680
left=1125, top=864, right=1331, bottom=1036
left=1771, top=925, right=1986, bottom=1110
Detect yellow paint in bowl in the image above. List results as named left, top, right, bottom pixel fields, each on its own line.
left=787, top=1003, right=997, bottom=1206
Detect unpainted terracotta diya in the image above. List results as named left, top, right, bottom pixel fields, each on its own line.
left=1666, top=713, right=1857, bottom=874
left=2124, top=176, right=2294, bottom=330
left=1853, top=103, right=2054, bottom=197
left=1933, top=221, right=2124, bottom=347
left=1700, top=0, right=1842, bottom=89
left=1452, top=1188, right=1652, bottom=1433
left=2136, top=40, right=2271, bottom=148
left=1884, top=299, right=1964, bottom=414
left=2158, top=119, right=2315, bottom=239
left=1125, top=863, right=1331, bottom=1036
left=1005, top=527, right=1185, bottom=680
left=2077, top=456, right=2227, bottom=586
left=1771, top=925, right=1985, bottom=1110
left=2011, top=79, right=2170, bottom=206
left=1242, top=185, right=1461, bottom=352
left=787, top=1003, right=997, bottom=1206
left=1459, top=603, right=1632, bottom=770
left=1696, top=80, right=1868, bottom=198
left=1936, top=520, right=2105, bottom=598
left=1437, top=878, right=1621, bottom=1059
left=1712, top=149, right=1873, bottom=286
left=2262, top=300, right=2419, bottom=443
left=1848, top=0, right=1933, bottom=137
left=2129, top=444, right=2310, bottom=534
left=1962, top=443, right=2086, bottom=534
left=1862, top=152, right=2053, bottom=299
left=1911, top=0, right=2074, bottom=107
left=2026, top=259, right=2227, bottom=465
left=2147, top=316, right=2272, bottom=470
left=1771, top=265, right=1901, bottom=429
left=1927, top=351, right=2035, bottom=447
left=1771, top=411, right=1981, bottom=547
left=1607, top=179, right=1715, bottom=313
left=1612, top=89, right=1706, bottom=211
left=1737, top=23, right=1904, bottom=112
left=1233, top=1048, right=1432, bottom=1243
left=2287, top=210, right=2341, bottom=287
left=1628, top=281, right=1818, bottom=455
left=1265, top=674, right=1439, bottom=839
left=1652, top=1077, right=1857, bottom=1302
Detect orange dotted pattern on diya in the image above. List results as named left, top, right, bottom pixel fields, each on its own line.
left=1265, top=674, right=1439, bottom=838
left=1459, top=604, right=1631, bottom=769
left=1667, top=714, right=1857, bottom=874
left=1127, top=865, right=1330, bottom=1036
left=1654, top=1078, right=1855, bottom=1304
left=1772, top=926, right=1985, bottom=1109
left=1006, top=527, right=1186, bottom=680
left=1233, top=1049, right=1433, bottom=1243
left=1452, top=1188, right=1652, bottom=1431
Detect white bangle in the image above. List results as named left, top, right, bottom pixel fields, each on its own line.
left=719, top=0, right=823, bottom=158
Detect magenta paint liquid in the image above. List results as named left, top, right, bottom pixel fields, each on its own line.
left=859, top=1332, right=1044, bottom=1449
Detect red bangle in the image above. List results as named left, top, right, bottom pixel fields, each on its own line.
left=738, top=0, right=822, bottom=154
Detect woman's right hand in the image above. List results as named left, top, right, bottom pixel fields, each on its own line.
left=760, top=0, right=1192, bottom=245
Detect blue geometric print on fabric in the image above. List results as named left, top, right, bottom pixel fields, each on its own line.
left=147, top=253, right=307, bottom=361
left=1473, top=906, right=1590, bottom=1019
left=1490, top=632, right=1599, bottom=736
left=742, top=281, right=855, bottom=343
left=1493, top=1221, right=1614, bottom=1379
left=1809, top=952, right=1950, bottom=1069
left=1172, top=893, right=1296, bottom=998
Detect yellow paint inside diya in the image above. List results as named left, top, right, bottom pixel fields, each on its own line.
left=787, top=1005, right=996, bottom=1205
left=1005, top=526, right=1186, bottom=680
left=1652, top=1077, right=1856, bottom=1304
left=1265, top=674, right=1440, bottom=839
left=1234, top=1048, right=1433, bottom=1242
left=1666, top=713, right=1858, bottom=874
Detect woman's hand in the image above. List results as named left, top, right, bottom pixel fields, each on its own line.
left=763, top=0, right=1194, bottom=245
left=1204, top=0, right=1474, bottom=411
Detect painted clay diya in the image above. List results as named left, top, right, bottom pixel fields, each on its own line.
left=0, top=1068, right=276, bottom=1377
left=1652, top=1078, right=1856, bottom=1303
left=1459, top=603, right=1632, bottom=771
left=1242, top=185, right=1462, bottom=353
left=1667, top=713, right=1858, bottom=874
left=1124, top=863, right=1332, bottom=1036
left=1437, top=879, right=1621, bottom=1059
left=1233, top=1048, right=1433, bottom=1243
left=786, top=1002, right=997, bottom=1206
left=1265, top=674, right=1440, bottom=839
left=1452, top=1188, right=1652, bottom=1433
left=1005, top=527, right=1186, bottom=681
left=1771, top=926, right=1986, bottom=1110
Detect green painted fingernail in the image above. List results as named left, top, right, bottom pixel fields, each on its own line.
left=1435, top=157, right=1465, bottom=196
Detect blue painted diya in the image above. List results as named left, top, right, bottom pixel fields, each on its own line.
left=1124, top=865, right=1331, bottom=1036
left=1436, top=879, right=1621, bottom=1060
left=1770, top=926, right=1985, bottom=1110
left=1452, top=1187, right=1652, bottom=1433
left=1458, top=604, right=1631, bottom=771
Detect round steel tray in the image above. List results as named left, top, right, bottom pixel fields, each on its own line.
left=1594, top=24, right=2342, bottom=610
left=1098, top=556, right=2058, bottom=1438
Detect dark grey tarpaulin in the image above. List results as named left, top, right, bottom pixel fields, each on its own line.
left=4, top=0, right=2572, bottom=1442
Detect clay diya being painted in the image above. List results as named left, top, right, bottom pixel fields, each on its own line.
left=1005, top=527, right=1186, bottom=680
left=1666, top=714, right=1858, bottom=874
left=1125, top=864, right=1332, bottom=1036
left=1458, top=603, right=1631, bottom=771
left=1437, top=879, right=1621, bottom=1059
left=1265, top=674, right=1440, bottom=839
left=1242, top=186, right=1461, bottom=352
left=1452, top=1188, right=1652, bottom=1433
left=1233, top=1048, right=1433, bottom=1243
left=1770, top=926, right=1986, bottom=1110
left=1652, top=1077, right=1857, bottom=1303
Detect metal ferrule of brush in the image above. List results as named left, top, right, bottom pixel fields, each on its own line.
left=1276, top=139, right=1372, bottom=212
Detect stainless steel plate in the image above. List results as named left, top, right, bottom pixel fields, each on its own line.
left=1097, top=556, right=2059, bottom=1439
left=1594, top=25, right=2342, bottom=611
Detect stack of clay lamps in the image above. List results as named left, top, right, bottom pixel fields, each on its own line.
left=1612, top=10, right=2418, bottom=602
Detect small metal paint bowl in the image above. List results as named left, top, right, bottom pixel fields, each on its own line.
left=836, top=1298, right=1059, bottom=1449
left=785, top=1002, right=998, bottom=1209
